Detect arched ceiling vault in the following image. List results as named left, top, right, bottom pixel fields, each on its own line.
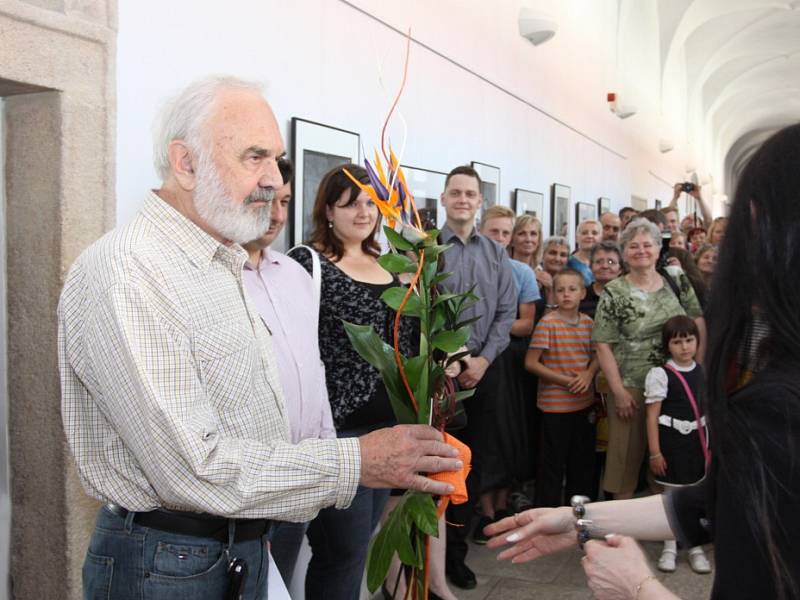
left=622, top=0, right=800, bottom=199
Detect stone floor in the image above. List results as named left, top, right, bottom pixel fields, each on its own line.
left=446, top=539, right=714, bottom=600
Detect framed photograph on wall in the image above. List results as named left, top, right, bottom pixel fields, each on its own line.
left=576, top=202, right=595, bottom=226
left=631, top=195, right=648, bottom=212
left=551, top=183, right=571, bottom=237
left=513, top=189, right=544, bottom=218
left=471, top=161, right=500, bottom=223
left=291, top=118, right=360, bottom=246
left=598, top=197, right=611, bottom=217
left=401, top=165, right=447, bottom=228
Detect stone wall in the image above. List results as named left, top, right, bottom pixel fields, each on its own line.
left=0, top=1, right=116, bottom=597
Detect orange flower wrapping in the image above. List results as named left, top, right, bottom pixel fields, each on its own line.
left=430, top=432, right=471, bottom=518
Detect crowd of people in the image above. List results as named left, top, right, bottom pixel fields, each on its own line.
left=58, top=74, right=798, bottom=600
left=266, top=158, right=724, bottom=598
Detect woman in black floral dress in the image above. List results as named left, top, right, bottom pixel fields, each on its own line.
left=289, top=164, right=415, bottom=600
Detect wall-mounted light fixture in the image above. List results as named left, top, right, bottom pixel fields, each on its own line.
left=607, top=92, right=637, bottom=119
left=518, top=7, right=558, bottom=45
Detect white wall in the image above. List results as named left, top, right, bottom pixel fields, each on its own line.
left=116, top=0, right=687, bottom=249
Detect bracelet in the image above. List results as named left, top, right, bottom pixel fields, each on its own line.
left=635, top=574, right=657, bottom=598
left=570, top=495, right=592, bottom=548
left=649, top=453, right=663, bottom=460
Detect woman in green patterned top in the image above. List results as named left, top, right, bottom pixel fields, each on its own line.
left=592, top=218, right=705, bottom=499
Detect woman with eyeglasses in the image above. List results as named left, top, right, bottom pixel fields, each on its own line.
left=289, top=164, right=416, bottom=600
left=579, top=241, right=622, bottom=319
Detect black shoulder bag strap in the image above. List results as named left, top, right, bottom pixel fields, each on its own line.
left=657, top=266, right=686, bottom=311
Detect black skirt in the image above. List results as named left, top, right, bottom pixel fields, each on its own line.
left=655, top=420, right=707, bottom=486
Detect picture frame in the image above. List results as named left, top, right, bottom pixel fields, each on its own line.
left=631, top=195, right=648, bottom=212
left=513, top=189, right=544, bottom=218
left=654, top=199, right=662, bottom=210
left=471, top=161, right=501, bottom=223
left=551, top=183, right=571, bottom=237
left=598, top=197, right=611, bottom=217
left=576, top=202, right=596, bottom=226
left=290, top=118, right=360, bottom=246
left=400, top=165, right=448, bottom=229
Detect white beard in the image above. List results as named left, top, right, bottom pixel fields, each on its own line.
left=193, top=156, right=273, bottom=244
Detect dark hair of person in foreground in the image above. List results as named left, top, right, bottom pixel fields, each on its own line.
left=704, top=122, right=800, bottom=599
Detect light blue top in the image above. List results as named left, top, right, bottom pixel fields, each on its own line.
left=510, top=259, right=541, bottom=304
left=567, top=255, right=594, bottom=286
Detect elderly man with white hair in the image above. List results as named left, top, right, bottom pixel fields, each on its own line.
left=58, top=76, right=461, bottom=600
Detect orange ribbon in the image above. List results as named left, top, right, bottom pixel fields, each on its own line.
left=429, top=432, right=471, bottom=518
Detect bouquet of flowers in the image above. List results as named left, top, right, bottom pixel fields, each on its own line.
left=341, top=35, right=476, bottom=600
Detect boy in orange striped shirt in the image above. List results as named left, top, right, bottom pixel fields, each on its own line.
left=526, top=268, right=599, bottom=506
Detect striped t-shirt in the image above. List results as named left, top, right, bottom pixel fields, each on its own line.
left=530, top=311, right=594, bottom=413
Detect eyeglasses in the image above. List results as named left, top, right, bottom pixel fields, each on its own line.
left=592, top=258, right=619, bottom=266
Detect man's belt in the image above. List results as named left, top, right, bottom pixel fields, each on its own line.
left=106, top=504, right=271, bottom=543
left=658, top=414, right=707, bottom=435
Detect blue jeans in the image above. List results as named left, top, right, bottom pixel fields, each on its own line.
left=305, top=485, right=389, bottom=600
left=83, top=505, right=269, bottom=600
left=304, top=425, right=391, bottom=600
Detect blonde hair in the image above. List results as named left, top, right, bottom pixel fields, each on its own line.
left=707, top=216, right=728, bottom=245
left=510, top=213, right=544, bottom=268
left=576, top=219, right=601, bottom=233
left=482, top=205, right=515, bottom=222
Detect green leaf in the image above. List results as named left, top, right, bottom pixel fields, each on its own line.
left=431, top=307, right=446, bottom=333
left=405, top=492, right=439, bottom=536
left=431, top=271, right=453, bottom=285
left=454, top=315, right=480, bottom=330
left=342, top=321, right=416, bottom=424
left=422, top=259, right=439, bottom=288
left=431, top=327, right=470, bottom=353
left=432, top=293, right=462, bottom=307
left=382, top=380, right=418, bottom=426
left=421, top=243, right=452, bottom=260
left=366, top=500, right=415, bottom=592
left=381, top=287, right=422, bottom=318
left=404, top=355, right=428, bottom=416
left=384, top=226, right=415, bottom=251
left=378, top=253, right=418, bottom=274
left=422, top=228, right=440, bottom=243
left=342, top=322, right=395, bottom=372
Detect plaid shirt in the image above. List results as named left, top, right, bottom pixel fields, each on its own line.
left=58, top=191, right=360, bottom=521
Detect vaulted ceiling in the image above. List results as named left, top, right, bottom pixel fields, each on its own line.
left=626, top=0, right=800, bottom=200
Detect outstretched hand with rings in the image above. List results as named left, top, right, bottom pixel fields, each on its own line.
left=484, top=506, right=578, bottom=563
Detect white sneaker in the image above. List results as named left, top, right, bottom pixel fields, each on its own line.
left=688, top=549, right=711, bottom=574
left=658, top=549, right=677, bottom=572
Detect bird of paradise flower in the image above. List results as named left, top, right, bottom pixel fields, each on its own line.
left=340, top=31, right=475, bottom=600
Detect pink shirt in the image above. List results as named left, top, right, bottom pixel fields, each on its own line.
left=242, top=248, right=335, bottom=442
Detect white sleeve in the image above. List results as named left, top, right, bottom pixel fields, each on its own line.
left=644, top=367, right=668, bottom=404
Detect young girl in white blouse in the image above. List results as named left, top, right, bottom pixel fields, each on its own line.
left=645, top=315, right=711, bottom=575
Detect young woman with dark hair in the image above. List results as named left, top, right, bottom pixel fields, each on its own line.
left=483, top=123, right=800, bottom=600
left=289, top=164, right=417, bottom=600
